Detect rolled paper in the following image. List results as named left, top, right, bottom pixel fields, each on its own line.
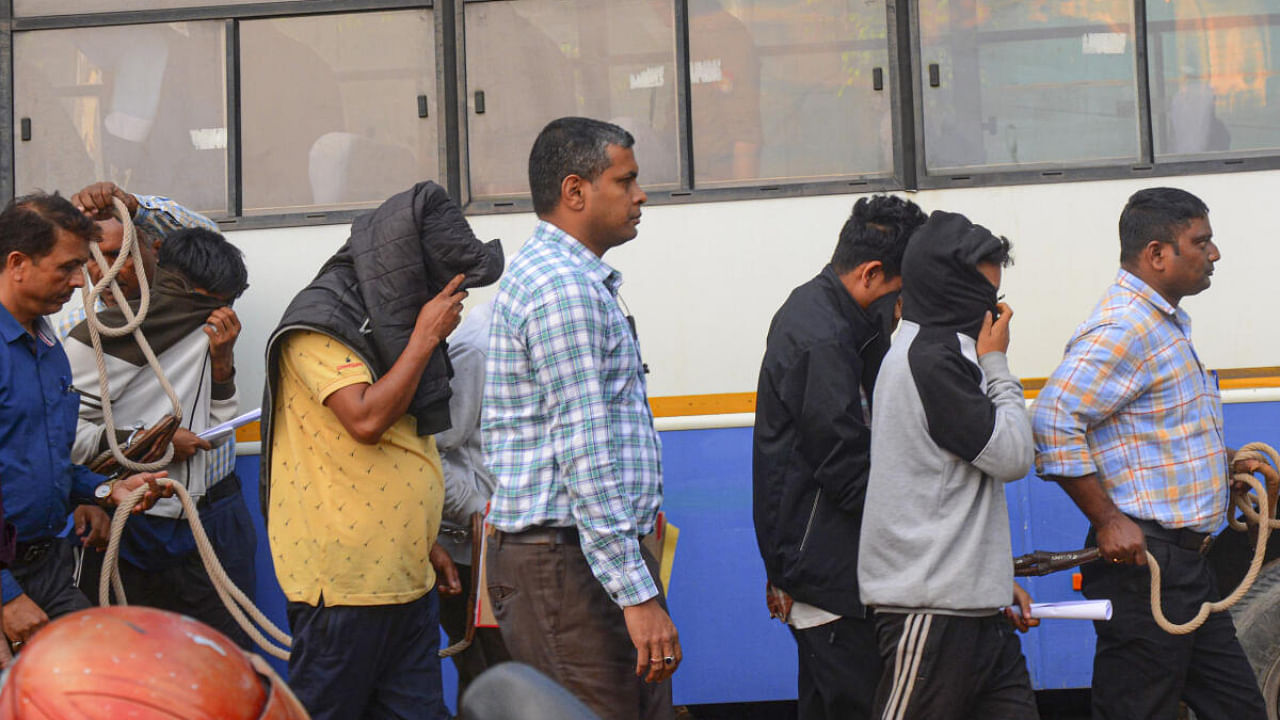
left=197, top=408, right=262, bottom=441
left=1025, top=600, right=1113, bottom=621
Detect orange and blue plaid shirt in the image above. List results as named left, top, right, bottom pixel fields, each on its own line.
left=1032, top=269, right=1228, bottom=533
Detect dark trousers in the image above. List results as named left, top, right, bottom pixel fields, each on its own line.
left=1082, top=530, right=1266, bottom=720
left=791, top=614, right=880, bottom=720
left=486, top=534, right=674, bottom=720
left=287, top=591, right=447, bottom=720
left=439, top=562, right=511, bottom=713
left=76, top=487, right=258, bottom=650
left=871, top=612, right=1038, bottom=720
left=10, top=536, right=91, bottom=620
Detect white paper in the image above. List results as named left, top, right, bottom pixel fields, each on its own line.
left=1026, top=600, right=1112, bottom=621
left=197, top=408, right=261, bottom=441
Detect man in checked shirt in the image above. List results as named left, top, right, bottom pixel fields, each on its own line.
left=482, top=117, right=679, bottom=720
left=1032, top=187, right=1266, bottom=720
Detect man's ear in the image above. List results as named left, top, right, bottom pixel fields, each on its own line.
left=1145, top=240, right=1168, bottom=272
left=858, top=260, right=884, bottom=288
left=5, top=251, right=29, bottom=280
left=560, top=174, right=587, bottom=212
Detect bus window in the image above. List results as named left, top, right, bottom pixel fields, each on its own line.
left=13, top=22, right=228, bottom=214
left=15, top=0, right=261, bottom=15
left=918, top=0, right=1140, bottom=173
left=240, top=10, right=440, bottom=215
left=688, top=0, right=893, bottom=187
left=1148, top=1, right=1280, bottom=159
left=464, top=0, right=681, bottom=200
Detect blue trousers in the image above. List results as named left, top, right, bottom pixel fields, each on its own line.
left=287, top=590, right=447, bottom=720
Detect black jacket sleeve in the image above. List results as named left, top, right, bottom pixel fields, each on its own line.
left=910, top=337, right=995, bottom=463
left=790, top=340, right=872, bottom=513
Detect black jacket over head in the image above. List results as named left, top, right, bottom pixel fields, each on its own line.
left=259, top=181, right=503, bottom=515
left=752, top=265, right=894, bottom=617
left=899, top=209, right=1007, bottom=463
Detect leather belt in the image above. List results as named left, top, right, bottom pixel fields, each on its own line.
left=196, top=472, right=240, bottom=511
left=494, top=526, right=580, bottom=546
left=1132, top=517, right=1215, bottom=556
left=13, top=539, right=55, bottom=566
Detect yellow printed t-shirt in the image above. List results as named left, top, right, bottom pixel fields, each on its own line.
left=268, top=330, right=443, bottom=606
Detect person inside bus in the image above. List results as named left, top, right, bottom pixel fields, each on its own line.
left=64, top=227, right=257, bottom=651
left=752, top=193, right=926, bottom=720
left=482, top=117, right=680, bottom=720
left=0, top=192, right=170, bottom=652
left=858, top=210, right=1040, bottom=720
left=1033, top=187, right=1266, bottom=720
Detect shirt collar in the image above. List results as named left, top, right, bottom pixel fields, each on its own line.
left=1116, top=268, right=1185, bottom=321
left=0, top=303, right=55, bottom=349
left=534, top=220, right=623, bottom=294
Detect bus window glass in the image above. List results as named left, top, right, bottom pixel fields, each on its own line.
left=688, top=0, right=892, bottom=187
left=15, top=0, right=261, bottom=14
left=918, top=1, right=1140, bottom=172
left=1148, top=2, right=1280, bottom=159
left=464, top=0, right=680, bottom=199
left=13, top=23, right=228, bottom=214
left=240, top=11, right=439, bottom=215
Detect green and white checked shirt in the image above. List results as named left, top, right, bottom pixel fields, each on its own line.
left=483, top=220, right=663, bottom=607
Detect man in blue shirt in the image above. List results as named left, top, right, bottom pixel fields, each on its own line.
left=0, top=192, right=169, bottom=649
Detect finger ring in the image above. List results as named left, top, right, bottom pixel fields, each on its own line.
left=1111, top=557, right=1121, bottom=564
left=648, top=657, right=662, bottom=665
left=663, top=656, right=675, bottom=666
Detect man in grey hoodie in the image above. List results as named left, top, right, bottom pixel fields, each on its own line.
left=858, top=211, right=1039, bottom=720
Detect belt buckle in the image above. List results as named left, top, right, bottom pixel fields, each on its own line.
left=21, top=543, right=48, bottom=565
left=1198, top=533, right=1215, bottom=556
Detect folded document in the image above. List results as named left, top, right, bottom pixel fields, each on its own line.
left=197, top=408, right=261, bottom=442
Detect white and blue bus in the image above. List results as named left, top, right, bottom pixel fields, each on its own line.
left=7, top=0, right=1280, bottom=713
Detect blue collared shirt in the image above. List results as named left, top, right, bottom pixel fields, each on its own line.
left=0, top=304, right=102, bottom=601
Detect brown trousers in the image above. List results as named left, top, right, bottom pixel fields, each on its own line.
left=486, top=534, right=675, bottom=720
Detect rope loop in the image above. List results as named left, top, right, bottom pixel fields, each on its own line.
left=1148, top=442, right=1280, bottom=635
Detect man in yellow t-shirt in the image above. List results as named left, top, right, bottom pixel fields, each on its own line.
left=268, top=274, right=467, bottom=720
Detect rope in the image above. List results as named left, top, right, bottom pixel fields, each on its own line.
left=100, top=479, right=293, bottom=660
left=82, top=197, right=182, bottom=473
left=1147, top=442, right=1280, bottom=635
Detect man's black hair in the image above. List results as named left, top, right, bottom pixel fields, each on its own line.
left=528, top=117, right=635, bottom=216
left=157, top=227, right=249, bottom=300
left=0, top=191, right=98, bottom=264
left=1119, top=187, right=1209, bottom=264
left=831, top=194, right=928, bottom=277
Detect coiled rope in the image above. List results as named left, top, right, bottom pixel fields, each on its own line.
left=89, top=200, right=291, bottom=659
left=1148, top=442, right=1280, bottom=634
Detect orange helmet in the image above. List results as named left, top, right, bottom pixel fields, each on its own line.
left=0, top=606, right=308, bottom=720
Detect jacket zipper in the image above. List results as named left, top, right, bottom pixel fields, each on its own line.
left=797, top=488, right=822, bottom=555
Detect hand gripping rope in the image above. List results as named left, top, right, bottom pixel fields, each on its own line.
left=1147, top=442, right=1280, bottom=635
left=89, top=199, right=292, bottom=660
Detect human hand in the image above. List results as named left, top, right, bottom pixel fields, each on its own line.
left=622, top=597, right=682, bottom=683
left=70, top=181, right=138, bottom=220
left=73, top=505, right=111, bottom=550
left=1005, top=584, right=1039, bottom=633
left=976, top=302, right=1013, bottom=356
left=110, top=472, right=173, bottom=512
left=203, top=307, right=241, bottom=383
left=412, top=274, right=468, bottom=349
left=429, top=542, right=463, bottom=596
left=1097, top=512, right=1147, bottom=566
left=171, top=429, right=212, bottom=463
left=765, top=581, right=793, bottom=623
left=3, top=594, right=48, bottom=646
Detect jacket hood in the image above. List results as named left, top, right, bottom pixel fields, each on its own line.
left=900, top=210, right=1002, bottom=338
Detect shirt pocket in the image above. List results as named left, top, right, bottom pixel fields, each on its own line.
left=47, top=377, right=80, bottom=452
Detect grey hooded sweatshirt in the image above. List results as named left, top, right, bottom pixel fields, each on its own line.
left=857, top=211, right=1034, bottom=615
